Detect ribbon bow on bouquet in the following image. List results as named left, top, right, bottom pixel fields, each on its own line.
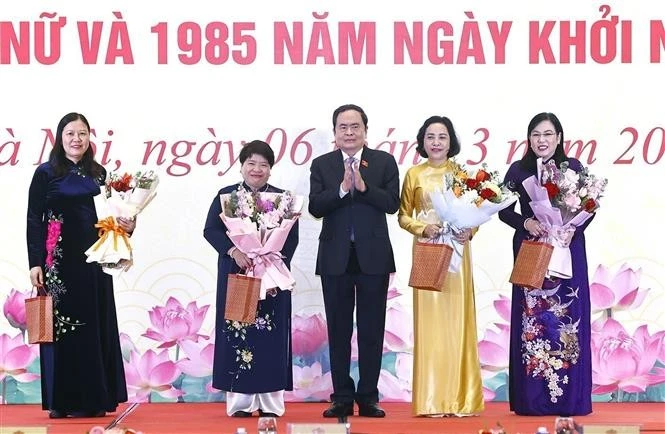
left=85, top=170, right=159, bottom=275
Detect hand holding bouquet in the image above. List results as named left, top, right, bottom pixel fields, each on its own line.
left=427, top=162, right=518, bottom=271
left=523, top=158, right=607, bottom=278
left=85, top=170, right=159, bottom=275
left=220, top=185, right=303, bottom=299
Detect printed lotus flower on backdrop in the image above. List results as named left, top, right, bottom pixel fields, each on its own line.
left=176, top=340, right=214, bottom=377
left=492, top=294, right=512, bottom=324
left=119, top=332, right=138, bottom=362
left=383, top=302, right=413, bottom=353
left=590, top=317, right=665, bottom=394
left=387, top=272, right=402, bottom=301
left=478, top=323, right=510, bottom=373
left=378, top=352, right=412, bottom=402
left=176, top=339, right=215, bottom=393
left=590, top=264, right=650, bottom=313
left=292, top=313, right=328, bottom=356
left=349, top=301, right=412, bottom=361
left=124, top=348, right=184, bottom=402
left=285, top=362, right=332, bottom=401
left=142, top=297, right=210, bottom=348
left=3, top=288, right=30, bottom=331
left=0, top=333, right=39, bottom=383
left=478, top=295, right=511, bottom=372
left=482, top=386, right=496, bottom=401
left=478, top=295, right=512, bottom=401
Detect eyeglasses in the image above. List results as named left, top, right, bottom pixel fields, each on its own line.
left=336, top=123, right=362, bottom=133
left=530, top=132, right=556, bottom=140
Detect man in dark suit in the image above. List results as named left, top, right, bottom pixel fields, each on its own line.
left=309, top=104, right=400, bottom=418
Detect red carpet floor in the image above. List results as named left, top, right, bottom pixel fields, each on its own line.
left=1, top=402, right=664, bottom=433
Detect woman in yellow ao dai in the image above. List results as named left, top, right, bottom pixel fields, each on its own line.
left=398, top=116, right=484, bottom=417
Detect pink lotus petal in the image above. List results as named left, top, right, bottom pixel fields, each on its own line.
left=383, top=304, right=413, bottom=353
left=590, top=263, right=648, bottom=312
left=119, top=333, right=137, bottom=362
left=149, top=361, right=181, bottom=385
left=12, top=372, right=40, bottom=382
left=591, top=383, right=618, bottom=394
left=4, top=345, right=37, bottom=370
left=3, top=289, right=29, bottom=330
left=617, top=288, right=649, bottom=311
left=590, top=283, right=614, bottom=310
left=482, top=386, right=496, bottom=401
left=292, top=313, right=328, bottom=355
left=611, top=266, right=641, bottom=298
left=176, top=341, right=213, bottom=378
left=378, top=369, right=410, bottom=402
left=154, top=386, right=184, bottom=399
left=478, top=341, right=508, bottom=370
left=286, top=363, right=332, bottom=401
left=591, top=318, right=665, bottom=395
left=493, top=295, right=511, bottom=323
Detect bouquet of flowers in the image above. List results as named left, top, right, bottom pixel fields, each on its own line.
left=85, top=170, right=159, bottom=275
left=220, top=185, right=303, bottom=299
left=523, top=158, right=607, bottom=278
left=425, top=162, right=518, bottom=271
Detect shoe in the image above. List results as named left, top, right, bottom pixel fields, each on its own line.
left=48, top=410, right=67, bottom=419
left=322, top=402, right=354, bottom=418
left=232, top=410, right=253, bottom=417
left=258, top=410, right=279, bottom=417
left=358, top=402, right=385, bottom=418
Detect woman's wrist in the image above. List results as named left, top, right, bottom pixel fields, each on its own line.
left=523, top=217, right=533, bottom=231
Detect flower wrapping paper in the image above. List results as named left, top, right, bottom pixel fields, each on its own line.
left=428, top=189, right=517, bottom=271
left=85, top=171, right=159, bottom=275
left=522, top=159, right=597, bottom=279
left=220, top=192, right=303, bottom=299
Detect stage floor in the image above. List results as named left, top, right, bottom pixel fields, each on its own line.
left=1, top=402, right=664, bottom=433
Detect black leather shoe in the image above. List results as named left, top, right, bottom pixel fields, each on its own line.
left=48, top=410, right=67, bottom=419
left=358, top=402, right=385, bottom=418
left=322, top=402, right=354, bottom=418
left=258, top=410, right=279, bottom=417
left=232, top=410, right=253, bottom=417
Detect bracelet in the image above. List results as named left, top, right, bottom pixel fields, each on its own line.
left=523, top=217, right=533, bottom=230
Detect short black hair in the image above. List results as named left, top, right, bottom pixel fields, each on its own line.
left=239, top=140, right=275, bottom=167
left=332, top=104, right=368, bottom=130
left=415, top=115, right=461, bottom=158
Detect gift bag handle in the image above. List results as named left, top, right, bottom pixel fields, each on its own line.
left=237, top=265, right=255, bottom=278
left=32, top=285, right=48, bottom=297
